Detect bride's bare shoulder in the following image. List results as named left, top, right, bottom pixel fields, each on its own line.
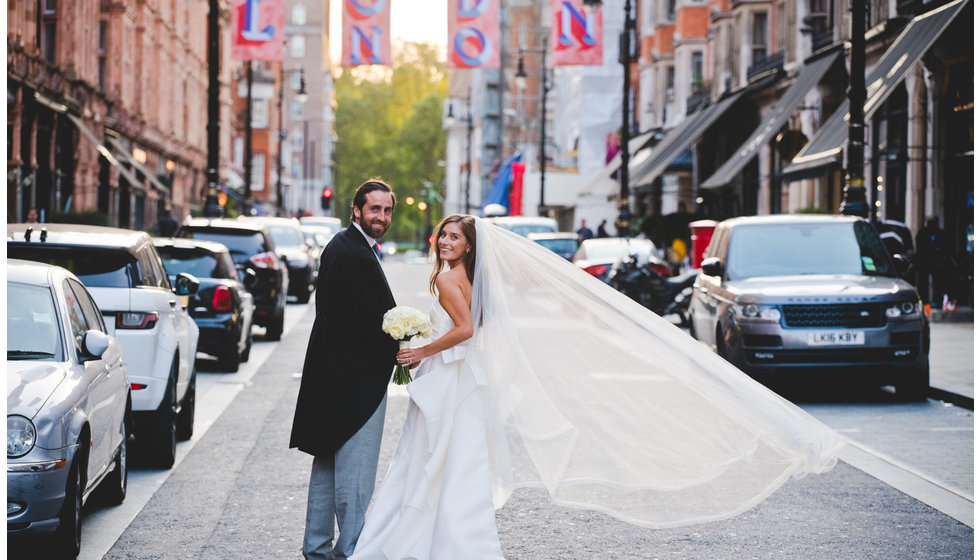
left=435, top=266, right=470, bottom=292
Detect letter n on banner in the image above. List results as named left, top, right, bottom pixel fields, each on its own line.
left=448, top=0, right=500, bottom=69
left=550, top=0, right=602, bottom=66
left=231, top=0, right=285, bottom=61
left=342, top=0, right=392, bottom=66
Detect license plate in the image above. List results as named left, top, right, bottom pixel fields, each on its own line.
left=807, top=331, right=865, bottom=346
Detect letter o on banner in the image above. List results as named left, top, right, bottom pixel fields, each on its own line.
left=453, top=28, right=492, bottom=68
left=347, top=0, right=386, bottom=18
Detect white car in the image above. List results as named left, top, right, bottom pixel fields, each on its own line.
left=7, top=259, right=131, bottom=556
left=299, top=215, right=343, bottom=236
left=8, top=224, right=200, bottom=468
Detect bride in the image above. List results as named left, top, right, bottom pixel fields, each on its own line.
left=350, top=215, right=843, bottom=560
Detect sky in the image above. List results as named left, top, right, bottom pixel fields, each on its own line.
left=328, top=0, right=449, bottom=65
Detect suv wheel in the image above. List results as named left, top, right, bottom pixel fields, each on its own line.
left=217, top=342, right=240, bottom=372
left=177, top=368, right=196, bottom=440
left=147, top=362, right=178, bottom=468
left=101, top=415, right=128, bottom=505
left=266, top=307, right=285, bottom=341
left=895, top=364, right=929, bottom=402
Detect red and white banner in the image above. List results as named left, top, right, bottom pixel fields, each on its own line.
left=342, top=0, right=392, bottom=66
left=550, top=0, right=603, bottom=66
left=448, top=0, right=500, bottom=69
left=231, top=0, right=284, bottom=61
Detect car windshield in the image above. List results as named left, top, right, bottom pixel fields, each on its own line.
left=505, top=224, right=556, bottom=237
left=8, top=282, right=63, bottom=361
left=727, top=221, right=896, bottom=279
left=7, top=246, right=134, bottom=288
left=267, top=225, right=305, bottom=248
left=181, top=230, right=265, bottom=262
left=583, top=239, right=653, bottom=261
left=535, top=238, right=578, bottom=254
left=157, top=247, right=227, bottom=279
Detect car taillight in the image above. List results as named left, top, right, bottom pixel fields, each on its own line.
left=212, top=285, right=233, bottom=312
left=583, top=265, right=609, bottom=277
left=648, top=263, right=672, bottom=277
left=249, top=251, right=278, bottom=268
left=116, top=311, right=159, bottom=330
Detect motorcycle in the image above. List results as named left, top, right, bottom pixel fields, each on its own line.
left=607, top=253, right=698, bottom=317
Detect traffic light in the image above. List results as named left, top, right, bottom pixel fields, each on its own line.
left=321, top=187, right=333, bottom=210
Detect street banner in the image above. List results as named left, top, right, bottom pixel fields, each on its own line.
left=231, top=0, right=284, bottom=61
left=509, top=161, right=526, bottom=215
left=342, top=0, right=392, bottom=66
left=550, top=0, right=603, bottom=66
left=448, top=0, right=500, bottom=69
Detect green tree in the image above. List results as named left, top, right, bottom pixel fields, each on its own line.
left=333, top=41, right=447, bottom=243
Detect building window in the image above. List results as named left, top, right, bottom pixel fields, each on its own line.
left=41, top=0, right=57, bottom=63
left=98, top=21, right=108, bottom=90
left=291, top=100, right=304, bottom=120
left=807, top=0, right=829, bottom=35
left=292, top=4, right=307, bottom=25
left=751, top=12, right=768, bottom=65
left=691, top=52, right=704, bottom=91
left=666, top=0, right=676, bottom=20
left=290, top=35, right=306, bottom=58
left=292, top=130, right=304, bottom=151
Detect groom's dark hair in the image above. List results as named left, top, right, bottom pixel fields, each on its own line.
left=351, top=177, right=397, bottom=221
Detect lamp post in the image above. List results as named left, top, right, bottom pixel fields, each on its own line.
left=515, top=37, right=549, bottom=217
left=204, top=0, right=223, bottom=217
left=276, top=67, right=308, bottom=216
left=446, top=100, right=474, bottom=214
left=618, top=0, right=635, bottom=237
left=840, top=0, right=869, bottom=217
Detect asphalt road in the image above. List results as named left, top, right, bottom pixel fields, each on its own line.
left=12, top=257, right=973, bottom=560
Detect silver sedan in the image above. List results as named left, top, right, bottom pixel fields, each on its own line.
left=7, top=259, right=132, bottom=557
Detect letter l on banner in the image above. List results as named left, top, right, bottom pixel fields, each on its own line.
left=231, top=0, right=284, bottom=61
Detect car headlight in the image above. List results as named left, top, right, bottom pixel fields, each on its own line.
left=885, top=300, right=921, bottom=318
left=734, top=303, right=782, bottom=322
left=7, top=415, right=36, bottom=458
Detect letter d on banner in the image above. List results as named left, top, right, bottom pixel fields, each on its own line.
left=342, top=0, right=391, bottom=66
left=448, top=0, right=500, bottom=69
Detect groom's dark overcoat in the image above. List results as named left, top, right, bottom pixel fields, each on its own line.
left=290, top=224, right=398, bottom=457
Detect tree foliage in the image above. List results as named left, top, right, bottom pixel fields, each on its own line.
left=333, top=41, right=447, bottom=242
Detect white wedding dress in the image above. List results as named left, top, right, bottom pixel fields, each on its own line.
left=349, top=301, right=505, bottom=560
left=352, top=218, right=844, bottom=560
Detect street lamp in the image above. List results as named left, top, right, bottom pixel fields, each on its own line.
left=515, top=37, right=549, bottom=217
left=578, top=0, right=635, bottom=236
left=205, top=0, right=223, bottom=217
left=446, top=100, right=474, bottom=214
left=276, top=67, right=307, bottom=216
left=840, top=0, right=869, bottom=218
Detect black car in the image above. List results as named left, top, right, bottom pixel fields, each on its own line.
left=177, top=218, right=289, bottom=340
left=154, top=239, right=256, bottom=372
left=238, top=216, right=317, bottom=303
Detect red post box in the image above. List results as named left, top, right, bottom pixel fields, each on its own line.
left=688, top=219, right=719, bottom=269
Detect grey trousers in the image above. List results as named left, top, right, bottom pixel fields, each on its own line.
left=303, top=395, right=387, bottom=560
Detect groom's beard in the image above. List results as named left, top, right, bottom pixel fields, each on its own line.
left=358, top=214, right=390, bottom=239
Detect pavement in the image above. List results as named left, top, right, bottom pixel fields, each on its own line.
left=926, top=306, right=974, bottom=403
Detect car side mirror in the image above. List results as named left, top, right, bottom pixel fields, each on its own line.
left=892, top=254, right=912, bottom=276
left=81, top=330, right=110, bottom=361
left=700, top=257, right=724, bottom=277
left=239, top=267, right=257, bottom=288
left=174, top=272, right=200, bottom=296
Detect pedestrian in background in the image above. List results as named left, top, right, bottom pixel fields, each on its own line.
left=595, top=219, right=611, bottom=238
left=915, top=216, right=946, bottom=305
left=290, top=178, right=399, bottom=560
left=156, top=208, right=180, bottom=237
left=25, top=207, right=38, bottom=223
left=575, top=219, right=594, bottom=243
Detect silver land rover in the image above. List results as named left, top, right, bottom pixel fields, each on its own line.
left=689, top=214, right=929, bottom=399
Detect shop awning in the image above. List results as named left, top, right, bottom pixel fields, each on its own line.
left=784, top=0, right=968, bottom=178
left=701, top=49, right=841, bottom=188
left=67, top=113, right=145, bottom=193
left=628, top=89, right=746, bottom=188
left=105, top=135, right=171, bottom=195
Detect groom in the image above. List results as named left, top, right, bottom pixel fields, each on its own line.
left=290, top=178, right=399, bottom=560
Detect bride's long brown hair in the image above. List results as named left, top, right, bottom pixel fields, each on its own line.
left=429, top=214, right=477, bottom=295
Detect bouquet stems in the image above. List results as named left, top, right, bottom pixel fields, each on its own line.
left=392, top=340, right=413, bottom=385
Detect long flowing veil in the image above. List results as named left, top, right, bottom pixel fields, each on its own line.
left=466, top=218, right=844, bottom=529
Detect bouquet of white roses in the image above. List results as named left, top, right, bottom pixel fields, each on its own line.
left=382, top=305, right=432, bottom=384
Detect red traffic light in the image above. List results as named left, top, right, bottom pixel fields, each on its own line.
left=321, top=187, right=333, bottom=199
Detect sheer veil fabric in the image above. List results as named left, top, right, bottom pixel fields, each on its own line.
left=466, top=218, right=844, bottom=528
